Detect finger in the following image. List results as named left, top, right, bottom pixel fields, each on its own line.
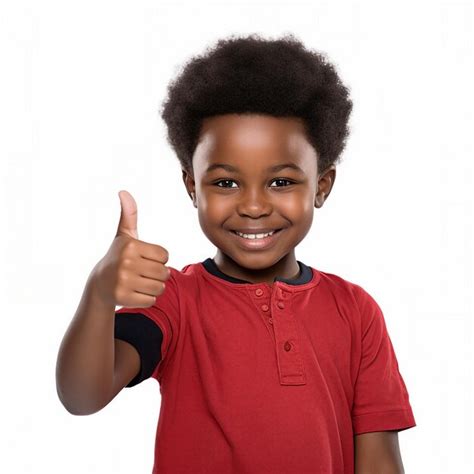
left=136, top=258, right=170, bottom=282
left=138, top=243, right=170, bottom=265
left=130, top=273, right=166, bottom=298
left=116, top=190, right=138, bottom=240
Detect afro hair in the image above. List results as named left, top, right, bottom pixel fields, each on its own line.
left=160, top=33, right=353, bottom=176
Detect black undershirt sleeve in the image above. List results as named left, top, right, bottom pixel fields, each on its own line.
left=114, top=312, right=163, bottom=387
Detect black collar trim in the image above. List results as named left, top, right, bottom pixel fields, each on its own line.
left=201, top=258, right=313, bottom=285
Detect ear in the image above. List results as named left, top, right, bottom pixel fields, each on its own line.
left=314, top=165, right=336, bottom=208
left=182, top=168, right=197, bottom=208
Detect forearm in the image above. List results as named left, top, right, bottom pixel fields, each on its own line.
left=55, top=269, right=116, bottom=415
left=355, top=464, right=404, bottom=474
left=354, top=431, right=405, bottom=474
left=355, top=466, right=404, bottom=474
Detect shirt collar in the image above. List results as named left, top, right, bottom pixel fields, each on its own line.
left=201, top=257, right=313, bottom=285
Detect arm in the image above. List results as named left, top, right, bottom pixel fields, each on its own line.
left=55, top=271, right=141, bottom=416
left=56, top=190, right=171, bottom=415
left=354, top=431, right=405, bottom=474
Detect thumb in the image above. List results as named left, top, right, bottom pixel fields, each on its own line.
left=116, top=190, right=138, bottom=240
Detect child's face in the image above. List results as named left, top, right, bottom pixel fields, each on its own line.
left=183, top=113, right=335, bottom=272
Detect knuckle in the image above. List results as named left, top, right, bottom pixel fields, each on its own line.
left=126, top=238, right=137, bottom=249
left=117, top=269, right=130, bottom=286
left=124, top=240, right=138, bottom=254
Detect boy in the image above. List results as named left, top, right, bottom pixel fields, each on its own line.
left=56, top=34, right=416, bottom=473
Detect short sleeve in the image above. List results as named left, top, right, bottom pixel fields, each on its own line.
left=351, top=285, right=416, bottom=435
left=115, top=267, right=180, bottom=385
left=114, top=313, right=164, bottom=387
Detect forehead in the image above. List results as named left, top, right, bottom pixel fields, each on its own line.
left=192, top=114, right=317, bottom=174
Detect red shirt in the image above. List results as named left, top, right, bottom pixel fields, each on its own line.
left=115, top=258, right=416, bottom=473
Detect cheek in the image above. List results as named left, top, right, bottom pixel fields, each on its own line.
left=197, top=192, right=233, bottom=222
left=279, top=192, right=314, bottom=218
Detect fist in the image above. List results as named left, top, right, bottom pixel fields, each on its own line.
left=92, top=190, right=171, bottom=308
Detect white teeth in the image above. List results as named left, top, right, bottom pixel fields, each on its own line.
left=235, top=230, right=275, bottom=239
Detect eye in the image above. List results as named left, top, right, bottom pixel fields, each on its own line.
left=215, top=179, right=238, bottom=188
left=270, top=179, right=294, bottom=187
left=213, top=178, right=295, bottom=188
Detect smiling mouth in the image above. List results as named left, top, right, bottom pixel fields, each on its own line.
left=230, top=228, right=283, bottom=240
left=228, top=227, right=284, bottom=250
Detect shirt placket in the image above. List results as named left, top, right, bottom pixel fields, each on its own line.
left=250, top=284, right=307, bottom=386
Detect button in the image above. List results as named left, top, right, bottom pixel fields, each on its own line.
left=277, top=301, right=285, bottom=309
left=255, top=289, right=263, bottom=296
left=268, top=318, right=273, bottom=324
left=261, top=304, right=269, bottom=311
left=284, top=341, right=291, bottom=351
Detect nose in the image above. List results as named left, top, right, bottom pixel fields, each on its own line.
left=236, top=186, right=272, bottom=218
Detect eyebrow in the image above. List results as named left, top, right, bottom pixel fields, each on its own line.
left=205, top=162, right=305, bottom=174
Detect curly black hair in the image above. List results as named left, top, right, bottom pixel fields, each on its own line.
left=160, top=33, right=353, bottom=176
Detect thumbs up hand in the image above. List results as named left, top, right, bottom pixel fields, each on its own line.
left=91, top=190, right=171, bottom=309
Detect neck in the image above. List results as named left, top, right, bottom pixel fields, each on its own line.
left=213, top=251, right=300, bottom=284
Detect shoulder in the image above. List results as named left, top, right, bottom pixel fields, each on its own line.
left=163, top=261, right=203, bottom=298
left=313, top=268, right=382, bottom=323
left=315, top=268, right=369, bottom=302
left=167, top=262, right=200, bottom=285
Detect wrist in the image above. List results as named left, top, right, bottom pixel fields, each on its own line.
left=85, top=265, right=116, bottom=312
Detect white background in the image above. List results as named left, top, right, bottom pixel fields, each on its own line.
left=1, top=0, right=472, bottom=472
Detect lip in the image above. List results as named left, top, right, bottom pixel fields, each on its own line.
left=232, top=228, right=280, bottom=234
left=229, top=228, right=283, bottom=250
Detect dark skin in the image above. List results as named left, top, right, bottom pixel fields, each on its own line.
left=183, top=113, right=405, bottom=473
left=183, top=113, right=332, bottom=285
